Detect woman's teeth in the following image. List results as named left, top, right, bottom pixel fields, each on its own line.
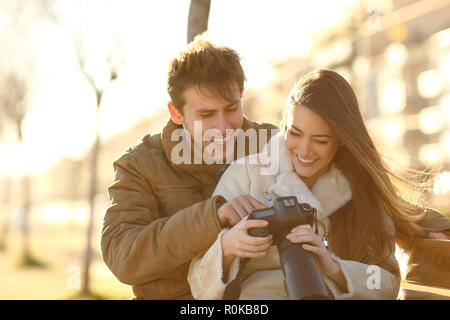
left=296, top=155, right=317, bottom=164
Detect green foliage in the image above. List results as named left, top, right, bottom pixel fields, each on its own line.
left=16, top=252, right=48, bottom=269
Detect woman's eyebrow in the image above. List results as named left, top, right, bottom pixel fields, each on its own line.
left=291, top=125, right=331, bottom=138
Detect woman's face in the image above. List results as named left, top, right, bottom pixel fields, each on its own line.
left=284, top=105, right=341, bottom=188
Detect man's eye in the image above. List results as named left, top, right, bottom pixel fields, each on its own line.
left=315, top=140, right=328, bottom=145
left=199, top=113, right=213, bottom=118
left=226, top=106, right=239, bottom=112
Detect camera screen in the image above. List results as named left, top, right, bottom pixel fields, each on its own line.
left=253, top=209, right=274, bottom=219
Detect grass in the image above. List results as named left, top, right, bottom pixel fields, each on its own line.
left=66, top=290, right=111, bottom=300
left=0, top=225, right=132, bottom=300
left=16, top=252, right=48, bottom=269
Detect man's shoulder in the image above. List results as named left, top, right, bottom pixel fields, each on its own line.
left=246, top=119, right=278, bottom=131
left=114, top=132, right=165, bottom=165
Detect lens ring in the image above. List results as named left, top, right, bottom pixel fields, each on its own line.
left=301, top=203, right=311, bottom=210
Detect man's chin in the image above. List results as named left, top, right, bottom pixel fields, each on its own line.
left=204, top=145, right=235, bottom=164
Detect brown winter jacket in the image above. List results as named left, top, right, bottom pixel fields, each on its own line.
left=100, top=117, right=277, bottom=299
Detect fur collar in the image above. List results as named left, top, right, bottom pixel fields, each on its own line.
left=260, top=132, right=352, bottom=219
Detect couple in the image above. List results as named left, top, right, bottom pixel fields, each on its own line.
left=100, top=36, right=450, bottom=300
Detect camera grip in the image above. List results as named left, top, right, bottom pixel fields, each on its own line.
left=248, top=226, right=269, bottom=237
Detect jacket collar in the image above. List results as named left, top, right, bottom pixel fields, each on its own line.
left=262, top=132, right=352, bottom=219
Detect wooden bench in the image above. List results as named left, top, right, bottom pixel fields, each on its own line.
left=398, top=238, right=450, bottom=300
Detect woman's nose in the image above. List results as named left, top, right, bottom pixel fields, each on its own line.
left=297, top=140, right=313, bottom=158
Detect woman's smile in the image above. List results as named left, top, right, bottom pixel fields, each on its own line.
left=295, top=154, right=319, bottom=167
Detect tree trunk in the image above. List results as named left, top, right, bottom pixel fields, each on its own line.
left=81, top=95, right=101, bottom=297
left=17, top=125, right=32, bottom=260
left=187, top=0, right=211, bottom=43
left=0, top=175, right=12, bottom=251
left=21, top=171, right=31, bottom=259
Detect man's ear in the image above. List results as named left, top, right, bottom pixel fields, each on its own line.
left=168, top=102, right=183, bottom=125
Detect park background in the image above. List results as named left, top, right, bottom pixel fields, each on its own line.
left=0, top=0, right=449, bottom=299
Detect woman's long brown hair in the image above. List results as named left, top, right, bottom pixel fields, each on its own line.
left=280, top=69, right=427, bottom=275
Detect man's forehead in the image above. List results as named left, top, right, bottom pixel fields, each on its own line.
left=183, top=85, right=241, bottom=107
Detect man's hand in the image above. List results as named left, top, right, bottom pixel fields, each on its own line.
left=217, top=195, right=267, bottom=227
left=428, top=232, right=449, bottom=240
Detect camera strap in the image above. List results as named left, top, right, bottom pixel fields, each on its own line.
left=222, top=258, right=250, bottom=300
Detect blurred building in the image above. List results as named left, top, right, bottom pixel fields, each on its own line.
left=245, top=0, right=450, bottom=210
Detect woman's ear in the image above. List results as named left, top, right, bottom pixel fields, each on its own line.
left=168, top=102, right=183, bottom=125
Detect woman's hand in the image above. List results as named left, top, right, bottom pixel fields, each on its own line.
left=287, top=224, right=346, bottom=290
left=221, top=218, right=273, bottom=259
left=220, top=218, right=273, bottom=281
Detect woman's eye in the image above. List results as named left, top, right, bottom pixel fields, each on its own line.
left=289, top=130, right=300, bottom=137
left=315, top=140, right=328, bottom=145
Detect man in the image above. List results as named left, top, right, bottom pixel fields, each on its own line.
left=100, top=36, right=277, bottom=299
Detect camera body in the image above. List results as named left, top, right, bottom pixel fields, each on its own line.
left=248, top=196, right=315, bottom=241
left=248, top=196, right=330, bottom=300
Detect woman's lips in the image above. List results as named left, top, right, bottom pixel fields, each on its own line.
left=296, top=154, right=318, bottom=167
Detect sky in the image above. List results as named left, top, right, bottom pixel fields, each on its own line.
left=0, top=0, right=360, bottom=176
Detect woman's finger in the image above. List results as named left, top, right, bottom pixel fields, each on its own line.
left=241, top=234, right=273, bottom=246
left=235, top=240, right=272, bottom=254
left=290, top=224, right=312, bottom=233
left=287, top=233, right=323, bottom=248
left=302, top=244, right=322, bottom=254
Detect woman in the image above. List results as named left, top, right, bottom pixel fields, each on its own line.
left=187, top=69, right=441, bottom=300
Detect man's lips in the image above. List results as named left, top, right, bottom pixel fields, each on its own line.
left=211, top=133, right=234, bottom=145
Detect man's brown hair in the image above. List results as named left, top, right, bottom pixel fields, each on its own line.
left=167, top=35, right=246, bottom=113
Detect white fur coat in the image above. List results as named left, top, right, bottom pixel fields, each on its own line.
left=188, top=133, right=400, bottom=300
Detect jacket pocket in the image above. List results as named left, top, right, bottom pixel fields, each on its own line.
left=156, top=185, right=204, bottom=192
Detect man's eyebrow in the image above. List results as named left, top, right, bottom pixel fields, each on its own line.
left=195, top=100, right=240, bottom=113
left=195, top=108, right=215, bottom=113
left=225, top=99, right=241, bottom=107
left=291, top=125, right=331, bottom=138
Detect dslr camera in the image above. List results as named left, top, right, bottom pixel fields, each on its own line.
left=248, top=196, right=330, bottom=300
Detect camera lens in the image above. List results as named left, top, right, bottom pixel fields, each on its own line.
left=301, top=203, right=311, bottom=210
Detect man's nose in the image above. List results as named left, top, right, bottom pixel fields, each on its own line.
left=216, top=114, right=232, bottom=135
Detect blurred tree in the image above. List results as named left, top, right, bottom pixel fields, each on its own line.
left=187, top=0, right=211, bottom=43
left=0, top=68, right=42, bottom=265
left=0, top=0, right=46, bottom=265
left=0, top=120, right=10, bottom=252
left=75, top=44, right=121, bottom=298
left=45, top=0, right=124, bottom=297
left=0, top=174, right=12, bottom=252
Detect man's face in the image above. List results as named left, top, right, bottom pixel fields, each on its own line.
left=175, top=85, right=244, bottom=162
